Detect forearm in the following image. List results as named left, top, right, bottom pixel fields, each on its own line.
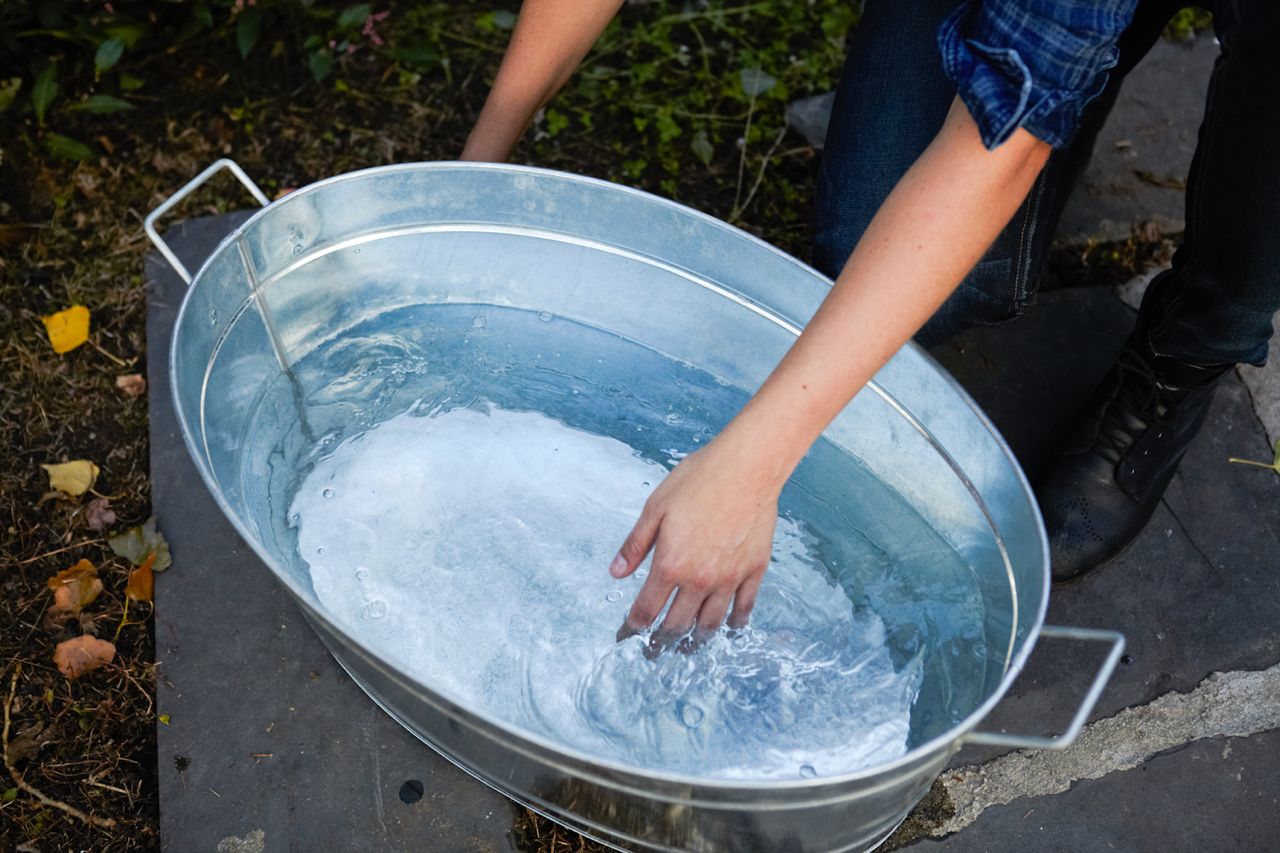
left=726, top=99, right=1051, bottom=484
left=461, top=0, right=624, bottom=161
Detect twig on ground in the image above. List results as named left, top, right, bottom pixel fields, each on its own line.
left=3, top=664, right=118, bottom=829
left=732, top=123, right=789, bottom=222
left=731, top=92, right=757, bottom=215
left=17, top=541, right=100, bottom=565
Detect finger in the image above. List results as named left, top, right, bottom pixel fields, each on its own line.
left=616, top=572, right=676, bottom=641
left=727, top=573, right=764, bottom=629
left=696, top=591, right=733, bottom=634
left=675, top=592, right=733, bottom=655
left=656, top=586, right=705, bottom=643
left=610, top=500, right=664, bottom=579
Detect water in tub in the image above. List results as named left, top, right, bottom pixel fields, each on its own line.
left=243, top=304, right=991, bottom=780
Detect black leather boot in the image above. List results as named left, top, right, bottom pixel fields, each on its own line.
left=1035, top=338, right=1231, bottom=582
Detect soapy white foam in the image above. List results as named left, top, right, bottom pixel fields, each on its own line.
left=291, top=404, right=921, bottom=779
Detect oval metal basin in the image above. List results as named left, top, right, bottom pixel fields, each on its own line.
left=149, top=161, right=1121, bottom=852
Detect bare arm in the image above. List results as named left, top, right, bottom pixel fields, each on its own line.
left=461, top=0, right=624, bottom=162
left=611, top=99, right=1051, bottom=643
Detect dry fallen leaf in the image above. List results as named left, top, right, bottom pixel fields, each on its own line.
left=53, top=635, right=116, bottom=679
left=47, top=559, right=104, bottom=609
left=115, top=373, right=146, bottom=397
left=84, top=496, right=117, bottom=532
left=6, top=721, right=48, bottom=764
left=44, top=559, right=104, bottom=629
left=42, top=305, right=91, bottom=354
left=41, top=459, right=100, bottom=497
left=108, top=515, right=172, bottom=572
left=126, top=552, right=155, bottom=603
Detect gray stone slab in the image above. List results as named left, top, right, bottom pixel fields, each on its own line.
left=906, top=730, right=1280, bottom=852
left=147, top=214, right=519, bottom=853
left=1056, top=36, right=1216, bottom=245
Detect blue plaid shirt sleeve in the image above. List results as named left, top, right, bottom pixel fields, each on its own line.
left=937, top=0, right=1140, bottom=149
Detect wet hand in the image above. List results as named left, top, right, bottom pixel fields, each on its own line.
left=608, top=435, right=782, bottom=649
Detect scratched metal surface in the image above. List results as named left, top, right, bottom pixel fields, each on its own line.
left=149, top=213, right=519, bottom=853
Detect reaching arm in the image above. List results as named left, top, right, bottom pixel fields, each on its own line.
left=611, top=98, right=1051, bottom=644
left=461, top=0, right=624, bottom=162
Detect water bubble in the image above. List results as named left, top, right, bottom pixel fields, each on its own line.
left=665, top=412, right=681, bottom=424
left=472, top=315, right=487, bottom=328
left=355, top=568, right=369, bottom=580
left=537, top=311, right=553, bottom=322
left=208, top=308, right=218, bottom=326
left=288, top=512, right=300, bottom=525
left=292, top=244, right=304, bottom=256
left=322, top=487, right=335, bottom=498
left=315, top=546, right=325, bottom=555
left=605, top=590, right=623, bottom=603
left=799, top=765, right=817, bottom=779
left=360, top=599, right=388, bottom=620
left=635, top=568, right=648, bottom=580
left=679, top=702, right=705, bottom=729
left=353, top=247, right=361, bottom=254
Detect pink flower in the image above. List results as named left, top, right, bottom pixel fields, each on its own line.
left=362, top=11, right=390, bottom=47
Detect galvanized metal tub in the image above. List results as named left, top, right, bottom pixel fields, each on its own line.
left=146, top=160, right=1123, bottom=852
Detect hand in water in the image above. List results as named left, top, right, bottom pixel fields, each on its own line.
left=609, top=434, right=781, bottom=649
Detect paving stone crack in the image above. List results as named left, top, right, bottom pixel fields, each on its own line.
left=1161, top=496, right=1225, bottom=582
left=932, top=662, right=1280, bottom=838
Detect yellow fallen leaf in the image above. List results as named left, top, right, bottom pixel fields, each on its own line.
left=52, top=635, right=116, bottom=679
left=42, top=304, right=91, bottom=354
left=41, top=460, right=99, bottom=496
left=125, top=553, right=155, bottom=603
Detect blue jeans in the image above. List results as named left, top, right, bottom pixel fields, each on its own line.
left=814, top=0, right=1280, bottom=366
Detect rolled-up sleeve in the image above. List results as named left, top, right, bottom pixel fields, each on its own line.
left=937, top=0, right=1139, bottom=149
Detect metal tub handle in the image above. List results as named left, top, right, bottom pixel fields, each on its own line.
left=962, top=624, right=1126, bottom=750
left=144, top=158, right=270, bottom=285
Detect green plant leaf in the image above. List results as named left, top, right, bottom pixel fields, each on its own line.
left=109, top=516, right=173, bottom=572
left=491, top=10, right=518, bottom=30
left=94, top=38, right=125, bottom=74
left=0, top=77, right=21, bottom=113
left=308, top=49, right=333, bottom=83
left=392, top=40, right=441, bottom=71
left=42, top=133, right=93, bottom=162
left=103, top=23, right=149, bottom=48
left=119, top=73, right=144, bottom=92
left=31, top=64, right=58, bottom=124
left=691, top=129, right=714, bottom=166
left=338, top=4, right=373, bottom=30
left=544, top=108, right=569, bottom=137
left=71, top=94, right=135, bottom=115
left=236, top=8, right=263, bottom=59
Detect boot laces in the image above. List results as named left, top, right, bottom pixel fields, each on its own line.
left=1094, top=347, right=1174, bottom=462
